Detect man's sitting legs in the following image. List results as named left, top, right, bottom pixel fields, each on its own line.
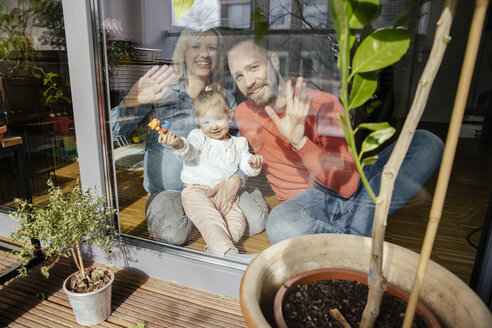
left=266, top=130, right=444, bottom=243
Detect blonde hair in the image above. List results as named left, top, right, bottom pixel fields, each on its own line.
left=193, top=83, right=229, bottom=118
left=172, top=29, right=224, bottom=85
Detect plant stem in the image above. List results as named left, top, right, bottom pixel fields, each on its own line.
left=70, top=247, right=82, bottom=273
left=360, top=1, right=457, bottom=327
left=75, top=241, right=86, bottom=279
left=334, top=0, right=377, bottom=203
left=402, top=0, right=486, bottom=326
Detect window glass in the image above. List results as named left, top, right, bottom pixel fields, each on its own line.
left=0, top=0, right=80, bottom=209
left=302, top=0, right=328, bottom=29
left=101, top=0, right=491, bottom=285
left=227, top=4, right=251, bottom=29
left=270, top=0, right=291, bottom=29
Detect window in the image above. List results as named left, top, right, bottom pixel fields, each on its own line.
left=94, top=0, right=490, bottom=288
left=226, top=4, right=251, bottom=29
left=302, top=0, right=328, bottom=29
left=0, top=0, right=79, bottom=209
left=270, top=0, right=291, bottom=29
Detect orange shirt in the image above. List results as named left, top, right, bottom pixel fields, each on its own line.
left=236, top=89, right=359, bottom=201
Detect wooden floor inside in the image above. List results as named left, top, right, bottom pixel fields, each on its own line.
left=2, top=134, right=491, bottom=285
left=0, top=247, right=245, bottom=328
left=116, top=136, right=492, bottom=284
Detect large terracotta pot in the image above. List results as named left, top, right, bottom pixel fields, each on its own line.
left=240, top=234, right=492, bottom=328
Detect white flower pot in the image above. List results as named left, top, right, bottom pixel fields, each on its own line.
left=63, top=267, right=114, bottom=326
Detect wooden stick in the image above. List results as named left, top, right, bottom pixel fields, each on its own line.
left=329, top=308, right=352, bottom=328
left=70, top=247, right=82, bottom=273
left=402, top=1, right=489, bottom=326
left=75, top=241, right=86, bottom=279
left=360, top=1, right=457, bottom=327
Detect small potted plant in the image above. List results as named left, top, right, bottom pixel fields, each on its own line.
left=8, top=179, right=118, bottom=326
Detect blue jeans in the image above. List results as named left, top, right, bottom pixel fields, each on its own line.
left=266, top=130, right=444, bottom=244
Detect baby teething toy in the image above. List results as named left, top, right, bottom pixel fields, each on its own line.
left=148, top=119, right=171, bottom=133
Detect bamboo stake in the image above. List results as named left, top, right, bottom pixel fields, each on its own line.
left=402, top=1, right=489, bottom=326
left=70, top=247, right=82, bottom=273
left=360, top=1, right=457, bottom=326
left=75, top=241, right=86, bottom=279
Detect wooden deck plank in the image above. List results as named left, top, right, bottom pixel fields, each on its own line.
left=0, top=256, right=245, bottom=327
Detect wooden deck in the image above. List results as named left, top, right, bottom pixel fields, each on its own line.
left=0, top=255, right=246, bottom=327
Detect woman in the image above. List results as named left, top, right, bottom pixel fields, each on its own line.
left=111, top=28, right=268, bottom=247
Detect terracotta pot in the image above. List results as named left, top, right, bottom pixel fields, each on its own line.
left=63, top=267, right=114, bottom=326
left=240, top=234, right=492, bottom=328
left=273, top=268, right=440, bottom=328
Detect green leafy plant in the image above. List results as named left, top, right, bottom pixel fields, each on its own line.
left=9, top=179, right=118, bottom=279
left=0, top=0, right=37, bottom=74
left=32, top=66, right=71, bottom=109
left=330, top=0, right=410, bottom=203
left=329, top=1, right=457, bottom=327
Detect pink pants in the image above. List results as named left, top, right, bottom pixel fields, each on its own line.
left=181, top=184, right=247, bottom=255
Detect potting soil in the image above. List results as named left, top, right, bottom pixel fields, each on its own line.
left=282, top=279, right=428, bottom=328
left=66, top=268, right=112, bottom=293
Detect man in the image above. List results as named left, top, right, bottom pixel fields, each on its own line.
left=228, top=40, right=444, bottom=244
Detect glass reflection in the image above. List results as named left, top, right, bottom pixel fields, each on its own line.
left=104, top=0, right=492, bottom=285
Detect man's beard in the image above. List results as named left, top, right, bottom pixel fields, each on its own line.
left=248, top=65, right=279, bottom=107
left=248, top=83, right=273, bottom=107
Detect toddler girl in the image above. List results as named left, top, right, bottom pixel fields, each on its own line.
left=158, top=84, right=263, bottom=261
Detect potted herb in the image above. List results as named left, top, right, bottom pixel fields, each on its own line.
left=8, top=179, right=118, bottom=326
left=239, top=0, right=492, bottom=327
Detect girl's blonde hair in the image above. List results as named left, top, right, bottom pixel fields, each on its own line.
left=193, top=83, right=229, bottom=118
left=172, top=28, right=224, bottom=85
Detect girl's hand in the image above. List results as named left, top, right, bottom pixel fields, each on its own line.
left=124, top=65, right=176, bottom=107
left=248, top=155, right=264, bottom=170
left=158, top=131, right=184, bottom=150
left=207, top=175, right=241, bottom=213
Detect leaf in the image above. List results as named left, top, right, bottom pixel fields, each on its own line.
left=366, top=99, right=382, bottom=114
left=394, top=11, right=410, bottom=28
left=171, top=0, right=194, bottom=21
left=360, top=127, right=395, bottom=154
left=40, top=266, right=50, bottom=278
left=45, top=95, right=53, bottom=105
left=357, top=122, right=392, bottom=131
left=362, top=155, right=378, bottom=167
left=129, top=323, right=147, bottom=328
left=348, top=0, right=380, bottom=29
left=219, top=295, right=237, bottom=300
left=252, top=7, right=269, bottom=43
left=348, top=71, right=377, bottom=109
left=352, top=28, right=410, bottom=74
left=329, top=0, right=349, bottom=49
